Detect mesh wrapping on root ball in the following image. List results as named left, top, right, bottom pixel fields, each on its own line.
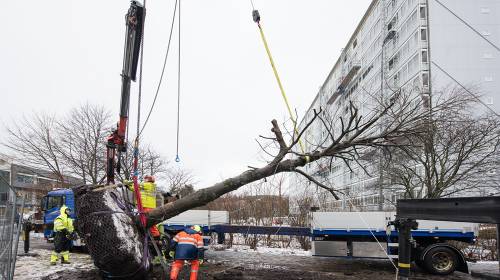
left=74, top=185, right=150, bottom=279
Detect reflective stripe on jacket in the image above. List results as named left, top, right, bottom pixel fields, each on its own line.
left=128, top=181, right=157, bottom=208
left=172, top=229, right=203, bottom=260
left=54, top=205, right=74, bottom=233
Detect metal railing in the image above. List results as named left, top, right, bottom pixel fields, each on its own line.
left=0, top=177, right=25, bottom=280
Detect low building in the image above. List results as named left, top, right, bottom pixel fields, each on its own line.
left=0, top=157, right=81, bottom=215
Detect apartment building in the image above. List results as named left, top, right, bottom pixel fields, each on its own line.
left=290, top=0, right=500, bottom=211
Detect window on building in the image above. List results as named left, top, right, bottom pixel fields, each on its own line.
left=486, top=96, right=493, bottom=105
left=353, top=39, right=358, bottom=49
left=421, top=49, right=428, bottom=63
left=16, top=174, right=34, bottom=184
left=483, top=53, right=494, bottom=59
left=419, top=6, right=426, bottom=19
left=480, top=7, right=491, bottom=14
left=420, top=28, right=427, bottom=41
left=422, top=72, right=429, bottom=86
left=0, top=192, right=7, bottom=202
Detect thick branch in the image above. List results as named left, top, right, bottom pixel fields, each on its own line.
left=293, top=168, right=340, bottom=200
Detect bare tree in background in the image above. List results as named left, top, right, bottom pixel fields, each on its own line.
left=386, top=88, right=500, bottom=199
left=3, top=113, right=67, bottom=185
left=57, top=103, right=111, bottom=184
left=2, top=104, right=168, bottom=186
left=164, top=166, right=195, bottom=196
left=121, top=143, right=168, bottom=182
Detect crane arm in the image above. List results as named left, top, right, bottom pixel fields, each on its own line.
left=106, top=1, right=144, bottom=185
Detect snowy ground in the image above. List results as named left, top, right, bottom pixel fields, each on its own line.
left=217, top=244, right=311, bottom=257
left=14, top=248, right=95, bottom=280
left=13, top=234, right=96, bottom=280
left=13, top=236, right=499, bottom=280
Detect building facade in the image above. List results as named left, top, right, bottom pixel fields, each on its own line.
left=0, top=158, right=81, bottom=215
left=290, top=0, right=500, bottom=211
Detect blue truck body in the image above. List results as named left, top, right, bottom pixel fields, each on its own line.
left=42, top=189, right=77, bottom=240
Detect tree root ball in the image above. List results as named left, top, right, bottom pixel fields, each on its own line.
left=74, top=185, right=150, bottom=279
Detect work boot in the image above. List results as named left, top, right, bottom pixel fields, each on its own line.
left=61, top=251, right=70, bottom=264
left=50, top=252, right=59, bottom=265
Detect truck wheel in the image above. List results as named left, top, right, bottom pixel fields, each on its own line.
left=423, top=247, right=458, bottom=275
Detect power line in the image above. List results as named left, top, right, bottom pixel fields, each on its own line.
left=431, top=61, right=499, bottom=118
left=434, top=0, right=500, bottom=53
left=139, top=0, right=179, bottom=137
left=175, top=0, right=182, bottom=163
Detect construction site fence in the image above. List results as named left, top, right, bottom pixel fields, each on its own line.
left=0, top=194, right=25, bottom=280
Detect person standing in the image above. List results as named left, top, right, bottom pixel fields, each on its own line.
left=50, top=205, right=74, bottom=265
left=127, top=175, right=160, bottom=237
left=169, top=225, right=204, bottom=280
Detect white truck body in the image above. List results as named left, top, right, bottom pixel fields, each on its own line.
left=312, top=211, right=478, bottom=234
left=311, top=212, right=478, bottom=258
left=162, top=210, right=229, bottom=227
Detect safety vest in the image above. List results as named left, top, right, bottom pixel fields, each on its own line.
left=172, top=230, right=203, bottom=260
left=54, top=205, right=74, bottom=233
left=129, top=181, right=157, bottom=209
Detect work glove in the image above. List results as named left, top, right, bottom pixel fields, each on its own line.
left=69, top=232, right=78, bottom=240
left=122, top=180, right=132, bottom=186
left=198, top=259, right=204, bottom=265
left=169, top=251, right=175, bottom=258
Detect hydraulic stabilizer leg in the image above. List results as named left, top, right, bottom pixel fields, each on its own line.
left=391, top=218, right=418, bottom=280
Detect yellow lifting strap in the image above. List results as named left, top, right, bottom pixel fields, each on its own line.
left=252, top=10, right=309, bottom=162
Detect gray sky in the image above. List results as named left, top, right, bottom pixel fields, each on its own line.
left=1, top=0, right=371, bottom=188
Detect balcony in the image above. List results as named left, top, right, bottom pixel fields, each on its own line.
left=327, top=60, right=361, bottom=104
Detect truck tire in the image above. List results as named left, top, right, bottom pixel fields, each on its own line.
left=423, top=246, right=458, bottom=275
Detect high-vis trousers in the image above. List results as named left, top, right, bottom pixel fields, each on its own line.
left=170, top=259, right=200, bottom=280
left=50, top=250, right=69, bottom=264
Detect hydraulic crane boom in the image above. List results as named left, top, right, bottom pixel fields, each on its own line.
left=106, top=1, right=144, bottom=185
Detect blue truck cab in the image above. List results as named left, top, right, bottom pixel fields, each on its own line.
left=41, top=189, right=78, bottom=243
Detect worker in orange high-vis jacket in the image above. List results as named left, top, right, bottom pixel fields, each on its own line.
left=169, top=225, right=204, bottom=280
left=126, top=175, right=160, bottom=237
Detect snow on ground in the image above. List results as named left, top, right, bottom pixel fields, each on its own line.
left=14, top=249, right=96, bottom=280
left=215, top=244, right=312, bottom=256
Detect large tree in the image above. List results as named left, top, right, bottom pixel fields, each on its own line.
left=144, top=90, right=437, bottom=226
left=385, top=88, right=500, bottom=199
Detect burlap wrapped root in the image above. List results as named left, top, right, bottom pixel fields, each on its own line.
left=74, top=185, right=150, bottom=279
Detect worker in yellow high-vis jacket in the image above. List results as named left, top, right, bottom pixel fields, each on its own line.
left=50, top=205, right=74, bottom=265
left=127, top=175, right=160, bottom=237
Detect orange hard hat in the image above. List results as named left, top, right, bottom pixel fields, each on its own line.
left=144, top=175, right=155, bottom=182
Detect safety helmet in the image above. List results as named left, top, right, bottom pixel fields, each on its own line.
left=192, top=225, right=202, bottom=233
left=144, top=175, right=155, bottom=183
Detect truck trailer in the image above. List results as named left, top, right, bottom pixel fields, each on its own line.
left=311, top=211, right=476, bottom=275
